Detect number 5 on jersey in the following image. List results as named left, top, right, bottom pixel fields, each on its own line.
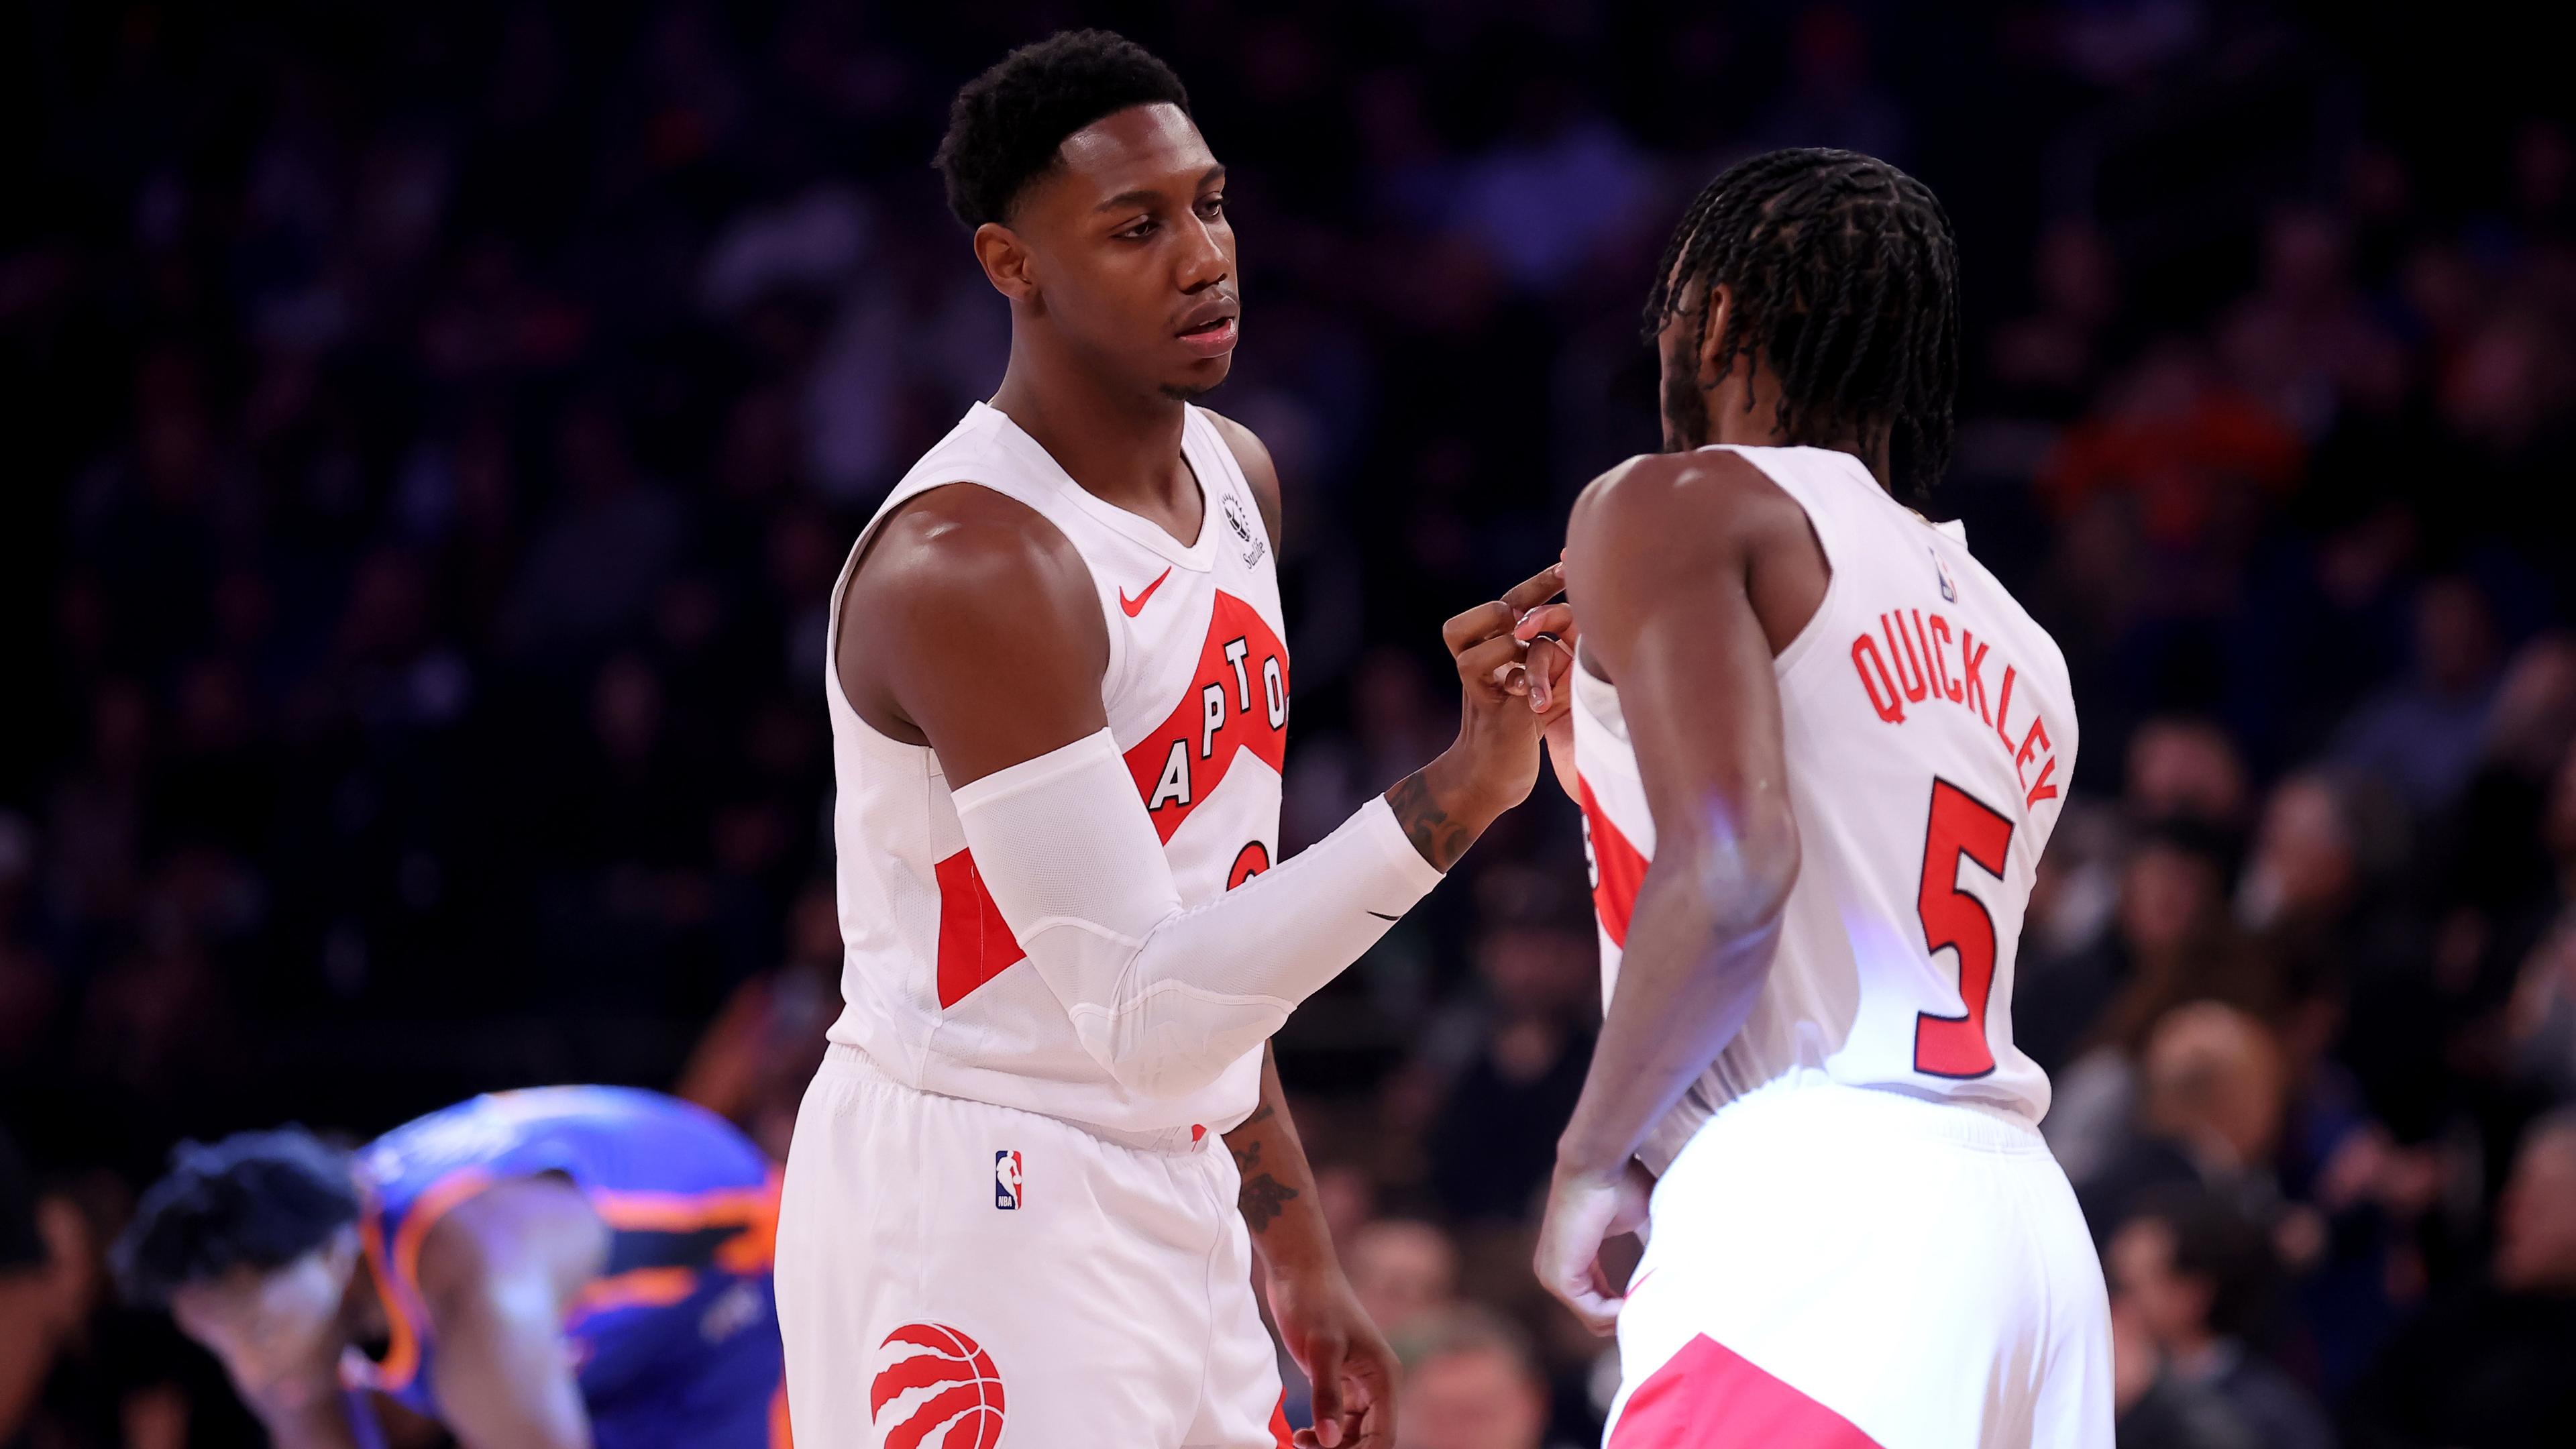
left=1913, top=778, right=2014, bottom=1079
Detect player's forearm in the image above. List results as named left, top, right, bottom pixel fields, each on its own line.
left=1223, top=1047, right=1336, bottom=1278
left=1381, top=749, right=1514, bottom=873
left=955, top=731, right=1446, bottom=1097
left=1557, top=844, right=1794, bottom=1175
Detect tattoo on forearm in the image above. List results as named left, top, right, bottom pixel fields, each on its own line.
left=1240, top=1173, right=1299, bottom=1234
left=1232, top=1138, right=1262, bottom=1175
left=1387, top=769, right=1474, bottom=871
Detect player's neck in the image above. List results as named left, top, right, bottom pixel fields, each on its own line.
left=991, top=339, right=1193, bottom=521
left=1698, top=376, right=1893, bottom=490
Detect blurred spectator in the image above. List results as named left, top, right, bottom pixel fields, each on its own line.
left=676, top=881, right=840, bottom=1160
left=2127, top=716, right=2251, bottom=829
left=2216, top=207, right=2409, bottom=440
left=2106, top=1186, right=2337, bottom=1449
left=1410, top=871, right=1597, bottom=1226
left=496, top=398, right=686, bottom=665
left=2039, top=340, right=2302, bottom=561
left=2341, top=1110, right=2576, bottom=1446
left=1991, top=220, right=2125, bottom=415
left=2035, top=818, right=2257, bottom=1175
left=1347, top=1218, right=1459, bottom=1353
left=2500, top=741, right=2576, bottom=1097
left=2111, top=1293, right=2258, bottom=1449
left=1397, top=1307, right=1564, bottom=1449
left=2330, top=576, right=2504, bottom=816
left=2, top=1123, right=54, bottom=1439
left=2078, top=1003, right=2288, bottom=1241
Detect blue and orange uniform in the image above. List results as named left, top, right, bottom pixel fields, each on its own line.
left=341, top=1087, right=789, bottom=1449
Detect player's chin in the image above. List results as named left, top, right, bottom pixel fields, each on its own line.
left=1159, top=351, right=1232, bottom=398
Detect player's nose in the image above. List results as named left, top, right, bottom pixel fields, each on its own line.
left=1174, top=216, right=1230, bottom=292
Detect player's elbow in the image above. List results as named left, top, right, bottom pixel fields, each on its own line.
left=1070, top=1004, right=1270, bottom=1101
left=1670, top=798, right=1799, bottom=941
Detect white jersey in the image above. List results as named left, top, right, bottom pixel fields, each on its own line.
left=1572, top=445, right=2076, bottom=1172
left=822, top=402, right=1288, bottom=1138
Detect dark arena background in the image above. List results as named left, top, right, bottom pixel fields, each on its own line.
left=4, top=3, right=2574, bottom=1446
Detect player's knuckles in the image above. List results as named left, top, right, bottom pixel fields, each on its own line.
left=1454, top=635, right=1523, bottom=680
left=1441, top=600, right=1515, bottom=651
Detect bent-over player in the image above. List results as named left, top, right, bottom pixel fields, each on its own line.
left=117, top=1087, right=786, bottom=1449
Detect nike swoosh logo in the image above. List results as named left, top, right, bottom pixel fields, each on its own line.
left=1367, top=910, right=1400, bottom=922
left=1119, top=568, right=1173, bottom=617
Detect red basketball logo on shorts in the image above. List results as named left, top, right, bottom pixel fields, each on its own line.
left=871, top=1323, right=1005, bottom=1449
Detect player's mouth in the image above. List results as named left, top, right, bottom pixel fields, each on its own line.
left=1175, top=303, right=1238, bottom=359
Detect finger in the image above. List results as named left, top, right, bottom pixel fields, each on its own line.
left=1513, top=602, right=1576, bottom=643
left=1499, top=561, right=1566, bottom=614
left=1525, top=636, right=1573, bottom=714
left=1454, top=634, right=1526, bottom=695
left=1562, top=1276, right=1625, bottom=1336
left=1441, top=599, right=1517, bottom=655
left=1305, top=1338, right=1348, bottom=1449
left=1347, top=1341, right=1397, bottom=1448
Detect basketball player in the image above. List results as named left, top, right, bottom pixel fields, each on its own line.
left=113, top=1087, right=788, bottom=1449
left=1519, top=149, right=2114, bottom=1446
left=775, top=31, right=1559, bottom=1449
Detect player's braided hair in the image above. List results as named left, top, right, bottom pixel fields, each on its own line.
left=1642, top=148, right=1960, bottom=498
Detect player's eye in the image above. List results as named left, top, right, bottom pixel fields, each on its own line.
left=1197, top=193, right=1226, bottom=220
left=1117, top=217, right=1159, bottom=240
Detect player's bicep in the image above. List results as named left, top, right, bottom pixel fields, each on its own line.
left=1622, top=580, right=1795, bottom=861
left=858, top=488, right=1112, bottom=789
left=1566, top=461, right=1798, bottom=888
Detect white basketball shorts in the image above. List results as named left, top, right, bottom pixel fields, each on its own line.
left=1605, top=1070, right=2112, bottom=1449
left=776, top=1044, right=1288, bottom=1448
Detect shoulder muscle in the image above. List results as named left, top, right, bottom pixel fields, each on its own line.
left=837, top=484, right=1112, bottom=787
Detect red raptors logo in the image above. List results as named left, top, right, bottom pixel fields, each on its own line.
left=871, top=1323, right=1005, bottom=1449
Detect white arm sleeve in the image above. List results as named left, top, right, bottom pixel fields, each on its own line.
left=951, top=729, right=1446, bottom=1097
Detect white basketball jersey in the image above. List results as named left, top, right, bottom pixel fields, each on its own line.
left=822, top=402, right=1289, bottom=1138
left=1572, top=445, right=2076, bottom=1171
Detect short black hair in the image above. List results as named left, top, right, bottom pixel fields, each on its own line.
left=111, top=1128, right=361, bottom=1307
left=1644, top=148, right=1960, bottom=498
left=934, top=30, right=1192, bottom=230
left=2131, top=1184, right=2276, bottom=1341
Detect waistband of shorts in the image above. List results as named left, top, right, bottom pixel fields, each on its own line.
left=820, top=1042, right=1213, bottom=1155
left=1715, top=1066, right=2049, bottom=1155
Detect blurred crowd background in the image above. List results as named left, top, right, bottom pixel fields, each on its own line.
left=5, top=1, right=2575, bottom=1446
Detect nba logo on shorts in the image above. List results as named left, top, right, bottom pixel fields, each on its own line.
left=994, top=1149, right=1022, bottom=1210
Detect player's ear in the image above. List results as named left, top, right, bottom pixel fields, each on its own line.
left=1696, top=284, right=1734, bottom=390
left=973, top=221, right=1040, bottom=304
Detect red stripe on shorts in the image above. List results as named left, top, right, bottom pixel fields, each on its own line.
left=1609, top=1333, right=1884, bottom=1448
